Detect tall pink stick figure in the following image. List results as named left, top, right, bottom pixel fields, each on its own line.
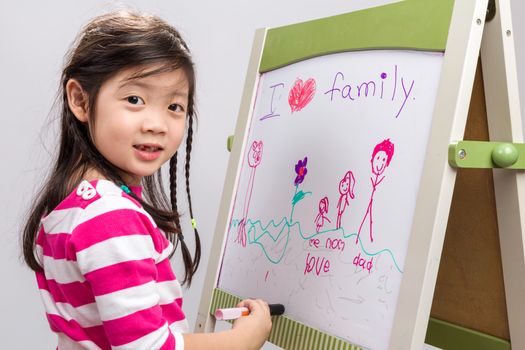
left=236, top=140, right=263, bottom=247
left=314, top=196, right=331, bottom=233
left=356, top=139, right=395, bottom=244
left=336, top=171, right=355, bottom=229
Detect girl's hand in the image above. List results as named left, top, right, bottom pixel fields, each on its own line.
left=231, top=299, right=272, bottom=350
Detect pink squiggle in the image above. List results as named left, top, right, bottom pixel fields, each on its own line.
left=235, top=140, right=263, bottom=247
left=288, top=78, right=316, bottom=113
left=356, top=139, right=394, bottom=244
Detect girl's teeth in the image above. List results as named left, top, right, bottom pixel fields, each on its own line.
left=137, top=145, right=158, bottom=152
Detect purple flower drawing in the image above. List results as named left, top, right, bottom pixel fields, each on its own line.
left=294, top=157, right=308, bottom=186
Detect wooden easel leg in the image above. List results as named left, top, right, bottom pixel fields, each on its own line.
left=481, top=0, right=525, bottom=348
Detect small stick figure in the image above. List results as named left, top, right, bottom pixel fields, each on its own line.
left=314, top=196, right=331, bottom=233
left=336, top=171, right=355, bottom=229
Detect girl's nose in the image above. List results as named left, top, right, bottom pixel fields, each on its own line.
left=142, top=111, right=168, bottom=133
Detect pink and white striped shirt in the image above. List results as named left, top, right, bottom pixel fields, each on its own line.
left=35, top=179, right=188, bottom=349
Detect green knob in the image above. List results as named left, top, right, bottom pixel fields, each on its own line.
left=492, top=143, right=519, bottom=167
left=227, top=135, right=234, bottom=152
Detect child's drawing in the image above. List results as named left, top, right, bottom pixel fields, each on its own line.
left=336, top=170, right=355, bottom=229
left=288, top=78, right=316, bottom=113
left=228, top=151, right=403, bottom=273
left=356, top=139, right=395, bottom=243
left=235, top=140, right=263, bottom=247
left=233, top=156, right=312, bottom=264
left=314, top=196, right=331, bottom=233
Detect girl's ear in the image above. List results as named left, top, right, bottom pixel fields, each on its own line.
left=66, top=79, right=89, bottom=122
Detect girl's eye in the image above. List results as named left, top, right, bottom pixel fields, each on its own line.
left=127, top=96, right=145, bottom=105
left=168, top=103, right=185, bottom=113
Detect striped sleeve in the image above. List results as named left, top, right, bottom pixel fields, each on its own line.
left=71, top=196, right=182, bottom=350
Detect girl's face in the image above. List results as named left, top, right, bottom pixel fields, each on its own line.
left=91, top=65, right=189, bottom=185
left=339, top=175, right=350, bottom=194
left=319, top=199, right=327, bottom=213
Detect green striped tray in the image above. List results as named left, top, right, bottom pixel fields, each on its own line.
left=210, top=288, right=364, bottom=350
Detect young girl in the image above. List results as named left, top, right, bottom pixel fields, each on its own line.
left=22, top=10, right=271, bottom=350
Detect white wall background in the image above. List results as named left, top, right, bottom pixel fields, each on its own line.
left=1, top=1, right=524, bottom=348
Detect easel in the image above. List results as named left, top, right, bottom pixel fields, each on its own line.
left=425, top=0, right=525, bottom=348
left=194, top=0, right=525, bottom=349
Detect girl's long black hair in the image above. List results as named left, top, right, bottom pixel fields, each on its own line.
left=22, top=10, right=201, bottom=285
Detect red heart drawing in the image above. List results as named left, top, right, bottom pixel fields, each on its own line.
left=288, top=78, right=316, bottom=113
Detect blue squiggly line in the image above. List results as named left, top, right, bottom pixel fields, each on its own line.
left=346, top=232, right=403, bottom=273
left=230, top=217, right=403, bottom=273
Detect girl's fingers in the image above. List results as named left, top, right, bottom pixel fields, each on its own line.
left=237, top=298, right=270, bottom=315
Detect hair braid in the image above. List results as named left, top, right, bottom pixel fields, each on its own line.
left=169, top=154, right=182, bottom=248
left=168, top=153, right=191, bottom=285
left=184, top=117, right=201, bottom=279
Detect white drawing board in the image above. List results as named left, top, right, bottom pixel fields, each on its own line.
left=217, top=50, right=443, bottom=350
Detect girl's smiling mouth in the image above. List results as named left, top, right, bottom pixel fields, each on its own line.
left=133, top=143, right=163, bottom=160
left=133, top=143, right=164, bottom=152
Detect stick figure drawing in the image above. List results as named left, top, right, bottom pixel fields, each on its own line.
left=314, top=196, right=331, bottom=233
left=235, top=140, right=263, bottom=247
left=356, top=139, right=395, bottom=244
left=336, top=171, right=355, bottom=229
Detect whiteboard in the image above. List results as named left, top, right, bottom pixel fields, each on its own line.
left=217, top=50, right=443, bottom=350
